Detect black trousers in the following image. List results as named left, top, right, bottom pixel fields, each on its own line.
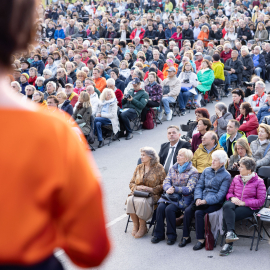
left=141, top=100, right=159, bottom=122
left=222, top=201, right=258, bottom=233
left=119, top=108, right=138, bottom=134
left=266, top=64, right=270, bottom=81
left=0, top=255, right=64, bottom=270
left=154, top=202, right=180, bottom=240
left=183, top=202, right=222, bottom=240
left=210, top=79, right=224, bottom=98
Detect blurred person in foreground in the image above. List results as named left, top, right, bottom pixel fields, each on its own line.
left=0, top=1, right=110, bottom=269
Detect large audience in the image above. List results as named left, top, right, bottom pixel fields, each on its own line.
left=9, top=0, right=270, bottom=257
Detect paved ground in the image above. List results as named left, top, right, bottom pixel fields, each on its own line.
left=57, top=89, right=270, bottom=270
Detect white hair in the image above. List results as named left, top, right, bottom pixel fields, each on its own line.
left=82, top=67, right=90, bottom=73
left=47, top=81, right=56, bottom=90
left=83, top=40, right=90, bottom=47
left=11, top=81, right=21, bottom=91
left=212, top=150, right=228, bottom=165
left=36, top=76, right=45, bottom=82
left=224, top=43, right=231, bottom=49
left=107, top=78, right=115, bottom=86
left=43, top=69, right=52, bottom=76
left=254, top=46, right=261, bottom=51
left=256, top=81, right=265, bottom=89
left=241, top=46, right=249, bottom=54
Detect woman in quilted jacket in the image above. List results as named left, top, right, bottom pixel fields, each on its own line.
left=236, top=102, right=259, bottom=137
left=220, top=157, right=266, bottom=256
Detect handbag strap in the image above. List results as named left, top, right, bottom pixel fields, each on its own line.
left=163, top=193, right=181, bottom=209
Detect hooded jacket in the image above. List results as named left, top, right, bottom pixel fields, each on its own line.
left=236, top=113, right=259, bottom=137
left=226, top=174, right=266, bottom=210
left=192, top=142, right=224, bottom=174
left=196, top=68, right=215, bottom=94
left=212, top=61, right=225, bottom=81
left=219, top=131, right=247, bottom=154
left=197, top=30, right=209, bottom=47
left=96, top=98, right=119, bottom=134
left=194, top=165, right=231, bottom=205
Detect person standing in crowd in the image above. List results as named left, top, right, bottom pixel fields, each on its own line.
left=0, top=0, right=110, bottom=269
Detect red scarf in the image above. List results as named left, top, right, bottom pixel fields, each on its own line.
left=234, top=99, right=243, bottom=119
left=253, top=92, right=265, bottom=106
left=28, top=76, right=37, bottom=86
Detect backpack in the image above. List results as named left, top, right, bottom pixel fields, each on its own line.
left=143, top=108, right=156, bottom=130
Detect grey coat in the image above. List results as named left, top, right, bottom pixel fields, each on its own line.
left=250, top=139, right=270, bottom=168
left=210, top=112, right=233, bottom=138
left=65, top=26, right=79, bottom=38
left=73, top=106, right=92, bottom=135
left=228, top=154, right=252, bottom=170
left=96, top=98, right=120, bottom=135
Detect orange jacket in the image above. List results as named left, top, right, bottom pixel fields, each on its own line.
left=94, top=77, right=107, bottom=93
left=197, top=30, right=209, bottom=47
left=0, top=107, right=110, bottom=267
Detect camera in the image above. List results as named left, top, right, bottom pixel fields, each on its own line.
left=183, top=79, right=190, bottom=83
left=243, top=82, right=255, bottom=87
left=243, top=82, right=255, bottom=98
left=181, top=135, right=191, bottom=142
left=124, top=94, right=132, bottom=99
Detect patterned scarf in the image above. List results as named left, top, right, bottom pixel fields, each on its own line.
left=253, top=92, right=265, bottom=106
left=234, top=99, right=243, bottom=119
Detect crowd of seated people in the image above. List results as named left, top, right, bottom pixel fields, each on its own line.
left=8, top=0, right=270, bottom=259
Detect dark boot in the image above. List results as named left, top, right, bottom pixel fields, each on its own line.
left=98, top=140, right=104, bottom=148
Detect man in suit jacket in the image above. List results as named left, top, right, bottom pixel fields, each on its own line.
left=159, top=125, right=191, bottom=173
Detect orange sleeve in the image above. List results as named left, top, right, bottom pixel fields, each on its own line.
left=197, top=31, right=203, bottom=41
left=55, top=122, right=110, bottom=268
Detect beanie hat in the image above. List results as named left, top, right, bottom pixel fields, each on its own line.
left=21, top=73, right=29, bottom=80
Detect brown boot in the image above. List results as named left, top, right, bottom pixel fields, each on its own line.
left=134, top=219, right=148, bottom=239
left=130, top=213, right=139, bottom=237
left=176, top=214, right=184, bottom=227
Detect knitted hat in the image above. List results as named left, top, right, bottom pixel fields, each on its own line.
left=21, top=73, right=29, bottom=80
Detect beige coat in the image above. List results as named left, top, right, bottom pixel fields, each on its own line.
left=161, top=75, right=181, bottom=100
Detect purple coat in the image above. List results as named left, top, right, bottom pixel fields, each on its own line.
left=226, top=174, right=266, bottom=210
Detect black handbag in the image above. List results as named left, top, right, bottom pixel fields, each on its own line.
left=161, top=193, right=181, bottom=208
left=133, top=190, right=151, bottom=198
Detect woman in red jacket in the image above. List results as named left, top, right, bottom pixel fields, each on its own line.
left=171, top=26, right=182, bottom=49
left=236, top=102, right=259, bottom=137
left=220, top=157, right=266, bottom=256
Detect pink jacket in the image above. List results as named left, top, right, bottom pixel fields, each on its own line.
left=226, top=174, right=266, bottom=210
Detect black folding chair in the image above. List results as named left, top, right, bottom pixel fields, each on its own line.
left=102, top=125, right=120, bottom=146
left=247, top=135, right=258, bottom=144
left=257, top=166, right=270, bottom=189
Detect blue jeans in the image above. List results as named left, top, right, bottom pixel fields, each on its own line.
left=178, top=90, right=194, bottom=110
left=159, top=96, right=175, bottom=114
left=225, top=73, right=238, bottom=92
left=94, top=117, right=112, bottom=141
left=254, top=67, right=262, bottom=76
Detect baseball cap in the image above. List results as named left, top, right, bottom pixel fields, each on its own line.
left=167, top=67, right=176, bottom=72
left=195, top=52, right=202, bottom=56
left=65, top=83, right=73, bottom=88
left=132, top=77, right=140, bottom=84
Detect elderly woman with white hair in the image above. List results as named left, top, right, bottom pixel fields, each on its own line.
left=220, top=157, right=266, bottom=256
left=211, top=102, right=233, bottom=138
left=44, top=81, right=57, bottom=100
left=179, top=150, right=231, bottom=251
left=151, top=149, right=199, bottom=245
left=35, top=76, right=45, bottom=92
left=94, top=88, right=119, bottom=148
left=106, top=78, right=123, bottom=108
left=239, top=46, right=254, bottom=81
left=126, top=147, right=166, bottom=239
left=11, top=81, right=22, bottom=95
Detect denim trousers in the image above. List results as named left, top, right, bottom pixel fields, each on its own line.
left=159, top=96, right=175, bottom=114
left=254, top=67, right=262, bottom=77
left=225, top=73, right=238, bottom=92
left=94, top=117, right=112, bottom=141
left=178, top=91, right=194, bottom=110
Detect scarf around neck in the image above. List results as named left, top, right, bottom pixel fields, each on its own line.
left=253, top=92, right=265, bottom=106
left=241, top=172, right=255, bottom=184
left=234, top=99, right=243, bottom=118
left=178, top=161, right=190, bottom=174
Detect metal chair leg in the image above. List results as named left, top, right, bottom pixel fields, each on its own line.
left=125, top=215, right=130, bottom=233
left=250, top=225, right=257, bottom=250
left=255, top=221, right=263, bottom=251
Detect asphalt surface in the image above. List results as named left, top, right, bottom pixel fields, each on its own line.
left=57, top=87, right=270, bottom=270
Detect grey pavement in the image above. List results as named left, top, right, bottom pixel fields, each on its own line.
left=57, top=86, right=270, bottom=270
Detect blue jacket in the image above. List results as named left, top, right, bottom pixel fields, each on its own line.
left=257, top=102, right=270, bottom=123
left=31, top=60, right=45, bottom=76
left=60, top=100, right=73, bottom=116
left=219, top=131, right=247, bottom=153
left=54, top=29, right=65, bottom=39
left=194, top=166, right=231, bottom=205
left=165, top=27, right=176, bottom=40
left=20, top=82, right=29, bottom=95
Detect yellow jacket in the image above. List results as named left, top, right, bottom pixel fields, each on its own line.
left=212, top=61, right=225, bottom=81
left=192, top=142, right=224, bottom=173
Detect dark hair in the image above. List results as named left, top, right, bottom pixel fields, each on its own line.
left=195, top=108, right=210, bottom=119
left=212, top=54, right=220, bottom=61
left=229, top=119, right=240, bottom=129
left=198, top=118, right=212, bottom=131
left=0, top=0, right=36, bottom=68
left=239, top=157, right=256, bottom=172
left=47, top=95, right=59, bottom=105
left=87, top=59, right=96, bottom=65
left=241, top=102, right=253, bottom=116
left=232, top=88, right=245, bottom=99
left=138, top=55, right=146, bottom=62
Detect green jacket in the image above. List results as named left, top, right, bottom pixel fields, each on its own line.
left=196, top=69, right=215, bottom=94
left=122, top=89, right=149, bottom=116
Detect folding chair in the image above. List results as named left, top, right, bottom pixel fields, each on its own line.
left=152, top=107, right=162, bottom=125
left=216, top=83, right=225, bottom=100
left=255, top=187, right=270, bottom=251
left=247, top=135, right=258, bottom=144
left=130, top=115, right=141, bottom=132
left=169, top=96, right=181, bottom=119
left=102, top=125, right=120, bottom=146
left=258, top=166, right=270, bottom=189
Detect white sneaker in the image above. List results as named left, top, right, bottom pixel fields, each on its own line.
left=166, top=109, right=173, bottom=121
left=158, top=109, right=164, bottom=121
left=266, top=80, right=270, bottom=84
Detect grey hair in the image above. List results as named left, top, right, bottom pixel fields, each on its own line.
left=36, top=76, right=45, bottom=82
left=239, top=157, right=256, bottom=172
left=212, top=150, right=228, bottom=165
left=224, top=43, right=231, bottom=49
left=11, top=81, right=21, bottom=91
left=47, top=81, right=56, bottom=90
left=134, top=69, right=143, bottom=81
left=140, top=147, right=159, bottom=166
left=256, top=81, right=265, bottom=89
left=178, top=148, right=193, bottom=162
left=107, top=78, right=115, bottom=86
left=241, top=46, right=249, bottom=54
left=215, top=102, right=227, bottom=115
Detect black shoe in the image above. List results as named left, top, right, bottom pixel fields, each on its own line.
left=193, top=241, right=205, bottom=251
left=180, top=110, right=186, bottom=116
left=178, top=237, right=191, bottom=247
left=112, top=132, right=119, bottom=141
left=225, top=231, right=239, bottom=243
left=219, top=244, right=233, bottom=256
left=98, top=140, right=104, bottom=148
left=126, top=133, right=133, bottom=140
left=167, top=239, right=176, bottom=245
left=151, top=236, right=165, bottom=244
left=138, top=124, right=143, bottom=130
